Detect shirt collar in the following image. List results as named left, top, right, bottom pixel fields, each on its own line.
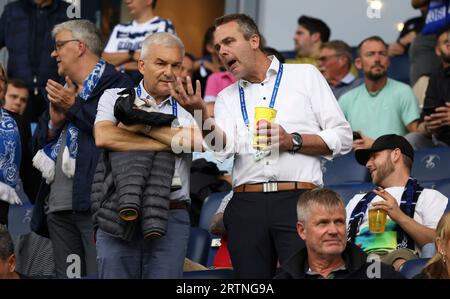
left=341, top=72, right=356, bottom=85
left=238, top=55, right=280, bottom=88
left=137, top=80, right=173, bottom=107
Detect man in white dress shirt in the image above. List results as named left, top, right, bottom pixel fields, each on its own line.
left=168, top=14, right=353, bottom=278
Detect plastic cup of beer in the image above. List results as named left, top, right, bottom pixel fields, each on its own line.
left=253, top=107, right=277, bottom=149
left=368, top=206, right=387, bottom=233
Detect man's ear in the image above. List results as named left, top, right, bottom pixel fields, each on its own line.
left=354, top=57, right=362, bottom=70
left=250, top=34, right=260, bottom=50
left=78, top=41, right=87, bottom=57
left=297, top=221, right=307, bottom=241
left=311, top=32, right=321, bottom=44
left=7, top=254, right=16, bottom=273
left=138, top=59, right=146, bottom=76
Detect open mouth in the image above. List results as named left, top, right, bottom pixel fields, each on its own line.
left=227, top=59, right=237, bottom=69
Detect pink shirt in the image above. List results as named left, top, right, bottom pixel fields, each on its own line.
left=204, top=71, right=236, bottom=103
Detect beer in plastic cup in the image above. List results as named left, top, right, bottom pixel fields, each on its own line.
left=368, top=207, right=387, bottom=233
left=253, top=107, right=277, bottom=149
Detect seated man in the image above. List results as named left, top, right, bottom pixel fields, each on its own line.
left=275, top=188, right=403, bottom=279
left=347, top=134, right=448, bottom=270
left=318, top=40, right=362, bottom=99
left=0, top=227, right=22, bottom=279
left=406, top=25, right=450, bottom=149
left=339, top=36, right=421, bottom=150
left=3, top=79, right=29, bottom=115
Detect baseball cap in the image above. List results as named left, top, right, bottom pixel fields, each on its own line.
left=354, top=134, right=414, bottom=166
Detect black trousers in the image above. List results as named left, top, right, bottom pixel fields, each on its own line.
left=223, top=190, right=306, bottom=278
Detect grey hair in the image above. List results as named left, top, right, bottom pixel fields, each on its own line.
left=52, top=19, right=103, bottom=56
left=140, top=32, right=185, bottom=60
left=297, top=189, right=346, bottom=222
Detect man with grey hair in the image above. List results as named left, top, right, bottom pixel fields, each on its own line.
left=93, top=32, right=203, bottom=278
left=31, top=19, right=133, bottom=278
left=318, top=40, right=362, bottom=99
left=275, top=189, right=403, bottom=279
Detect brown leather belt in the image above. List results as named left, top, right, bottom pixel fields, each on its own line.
left=169, top=201, right=188, bottom=210
left=233, top=182, right=318, bottom=193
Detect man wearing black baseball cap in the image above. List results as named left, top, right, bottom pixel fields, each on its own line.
left=346, top=134, right=448, bottom=270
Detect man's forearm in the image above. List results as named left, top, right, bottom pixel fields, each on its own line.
left=147, top=126, right=204, bottom=152
left=396, top=213, right=436, bottom=247
left=95, top=121, right=169, bottom=152
left=102, top=52, right=131, bottom=67
left=299, top=134, right=332, bottom=156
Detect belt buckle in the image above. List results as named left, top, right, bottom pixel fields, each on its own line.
left=263, top=182, right=278, bottom=192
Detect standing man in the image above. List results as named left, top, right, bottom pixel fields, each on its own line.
left=102, top=0, right=175, bottom=83
left=318, top=40, right=362, bottom=100
left=286, top=15, right=330, bottom=66
left=31, top=20, right=134, bottom=278
left=339, top=36, right=421, bottom=150
left=0, top=0, right=70, bottom=122
left=94, top=32, right=202, bottom=279
left=169, top=14, right=352, bottom=278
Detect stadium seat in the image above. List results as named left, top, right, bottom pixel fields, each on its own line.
left=399, top=258, right=429, bottom=279
left=412, top=147, right=450, bottom=182
left=322, top=152, right=371, bottom=185
left=186, top=227, right=211, bottom=266
left=198, top=192, right=228, bottom=230
left=387, top=54, right=410, bottom=85
left=327, top=182, right=375, bottom=206
left=183, top=268, right=234, bottom=279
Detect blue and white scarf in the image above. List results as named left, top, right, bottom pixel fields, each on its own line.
left=33, top=59, right=106, bottom=184
left=0, top=108, right=22, bottom=204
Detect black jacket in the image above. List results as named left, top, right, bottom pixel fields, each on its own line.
left=275, top=242, right=404, bottom=279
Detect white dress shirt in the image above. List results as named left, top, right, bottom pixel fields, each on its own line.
left=95, top=81, right=194, bottom=202
left=214, top=57, right=352, bottom=187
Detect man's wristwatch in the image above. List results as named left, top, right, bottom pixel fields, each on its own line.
left=291, top=133, right=303, bottom=154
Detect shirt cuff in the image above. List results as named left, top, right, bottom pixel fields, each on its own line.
left=316, top=129, right=342, bottom=160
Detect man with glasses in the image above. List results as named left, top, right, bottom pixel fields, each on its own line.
left=0, top=0, right=70, bottom=123
left=318, top=40, right=362, bottom=100
left=31, top=20, right=133, bottom=278
left=339, top=36, right=421, bottom=150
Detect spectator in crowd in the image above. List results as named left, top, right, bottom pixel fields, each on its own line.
left=339, top=36, right=421, bottom=150
left=410, top=0, right=449, bottom=86
left=94, top=32, right=203, bottom=279
left=406, top=25, right=450, bottom=149
left=0, top=0, right=70, bottom=123
left=31, top=20, right=133, bottom=278
left=181, top=53, right=195, bottom=90
left=0, top=68, right=37, bottom=228
left=0, top=64, right=6, bottom=102
left=3, top=79, right=29, bottom=115
left=103, top=0, right=175, bottom=84
left=0, top=227, right=22, bottom=279
left=347, top=134, right=448, bottom=270
left=286, top=15, right=330, bottom=66
left=415, top=212, right=450, bottom=279
left=192, top=26, right=224, bottom=97
left=388, top=0, right=428, bottom=57
left=318, top=40, right=363, bottom=100
left=169, top=13, right=352, bottom=278
left=275, top=189, right=403, bottom=279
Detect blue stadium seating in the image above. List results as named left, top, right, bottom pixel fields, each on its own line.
left=198, top=192, right=228, bottom=231
left=399, top=258, right=430, bottom=279
left=412, top=147, right=450, bottom=182
left=183, top=268, right=234, bottom=279
left=327, top=182, right=375, bottom=206
left=322, top=152, right=371, bottom=186
left=387, top=54, right=410, bottom=85
left=186, top=227, right=211, bottom=266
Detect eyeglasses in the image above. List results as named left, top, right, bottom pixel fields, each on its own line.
left=54, top=39, right=80, bottom=51
left=318, top=54, right=340, bottom=63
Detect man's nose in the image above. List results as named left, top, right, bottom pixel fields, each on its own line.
left=51, top=50, right=57, bottom=58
